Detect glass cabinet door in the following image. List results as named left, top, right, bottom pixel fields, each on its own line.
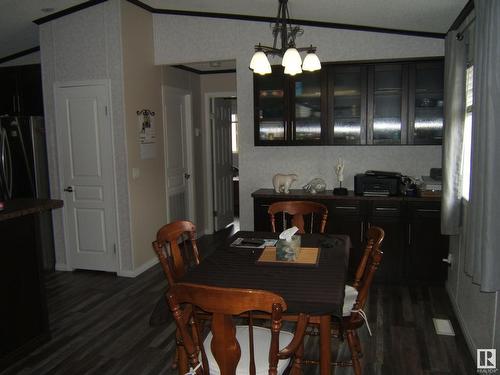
left=409, top=62, right=444, bottom=144
left=330, top=65, right=366, bottom=144
left=293, top=72, right=322, bottom=142
left=254, top=71, right=287, bottom=143
left=369, top=64, right=406, bottom=145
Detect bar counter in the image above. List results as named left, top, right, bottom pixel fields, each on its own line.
left=0, top=199, right=63, bottom=370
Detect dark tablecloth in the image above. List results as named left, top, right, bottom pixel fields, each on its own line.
left=150, top=231, right=350, bottom=325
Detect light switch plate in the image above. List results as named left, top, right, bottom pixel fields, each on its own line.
left=132, top=168, right=140, bottom=180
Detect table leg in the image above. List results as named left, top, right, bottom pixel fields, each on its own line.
left=320, top=315, right=331, bottom=375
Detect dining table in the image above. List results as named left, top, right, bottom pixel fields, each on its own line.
left=173, top=230, right=351, bottom=375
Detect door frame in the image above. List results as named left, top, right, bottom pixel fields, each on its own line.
left=53, top=79, right=120, bottom=272
left=161, top=86, right=195, bottom=223
left=203, top=91, right=236, bottom=234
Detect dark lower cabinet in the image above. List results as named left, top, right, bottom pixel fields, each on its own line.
left=406, top=201, right=449, bottom=283
left=367, top=200, right=405, bottom=283
left=252, top=189, right=448, bottom=285
left=0, top=214, right=50, bottom=370
left=327, top=200, right=364, bottom=277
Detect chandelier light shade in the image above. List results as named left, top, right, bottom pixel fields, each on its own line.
left=281, top=47, right=301, bottom=68
left=249, top=0, right=321, bottom=76
left=302, top=48, right=322, bottom=72
left=250, top=49, right=272, bottom=75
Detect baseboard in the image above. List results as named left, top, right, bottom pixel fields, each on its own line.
left=445, top=283, right=477, bottom=362
left=55, top=263, right=73, bottom=271
left=117, top=257, right=158, bottom=278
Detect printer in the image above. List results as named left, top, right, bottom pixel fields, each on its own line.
left=354, top=170, right=403, bottom=196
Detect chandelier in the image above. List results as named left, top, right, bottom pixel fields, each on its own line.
left=249, top=0, right=321, bottom=76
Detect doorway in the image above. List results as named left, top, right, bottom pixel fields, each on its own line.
left=204, top=92, right=238, bottom=233
left=162, top=86, right=195, bottom=223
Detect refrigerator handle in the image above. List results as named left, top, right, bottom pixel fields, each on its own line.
left=0, top=128, right=13, bottom=199
left=5, top=130, right=12, bottom=199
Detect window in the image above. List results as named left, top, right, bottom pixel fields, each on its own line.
left=231, top=113, right=239, bottom=153
left=461, top=65, right=474, bottom=200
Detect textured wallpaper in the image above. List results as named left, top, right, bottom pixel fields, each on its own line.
left=154, top=14, right=445, bottom=229
left=40, top=0, right=133, bottom=273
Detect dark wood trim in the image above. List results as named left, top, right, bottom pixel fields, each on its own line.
left=172, top=64, right=236, bottom=75
left=0, top=46, right=40, bottom=65
left=172, top=65, right=202, bottom=74
left=33, top=0, right=108, bottom=25
left=199, top=68, right=236, bottom=75
left=324, top=56, right=444, bottom=67
left=40, top=0, right=446, bottom=39
left=125, top=0, right=155, bottom=12
left=151, top=8, right=445, bottom=39
left=449, top=0, right=474, bottom=32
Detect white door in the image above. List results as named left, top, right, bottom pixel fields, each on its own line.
left=55, top=81, right=117, bottom=272
left=212, top=98, right=233, bottom=231
left=163, top=87, right=194, bottom=222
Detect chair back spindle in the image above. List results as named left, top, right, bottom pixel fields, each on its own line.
left=152, top=220, right=200, bottom=286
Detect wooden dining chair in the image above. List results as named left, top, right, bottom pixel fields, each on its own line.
left=302, top=226, right=384, bottom=374
left=166, top=283, right=309, bottom=375
left=152, top=220, right=200, bottom=286
left=268, top=200, right=328, bottom=234
left=335, top=226, right=384, bottom=375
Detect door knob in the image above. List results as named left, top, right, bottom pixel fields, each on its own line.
left=184, top=173, right=191, bottom=180
left=64, top=186, right=74, bottom=192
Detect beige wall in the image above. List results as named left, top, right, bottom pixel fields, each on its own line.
left=122, top=1, right=166, bottom=268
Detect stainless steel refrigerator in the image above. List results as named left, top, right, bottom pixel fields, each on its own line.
left=0, top=116, right=55, bottom=271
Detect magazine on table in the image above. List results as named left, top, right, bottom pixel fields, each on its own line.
left=230, top=237, right=278, bottom=249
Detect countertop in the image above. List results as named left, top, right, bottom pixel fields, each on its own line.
left=251, top=189, right=441, bottom=202
left=0, top=199, right=64, bottom=222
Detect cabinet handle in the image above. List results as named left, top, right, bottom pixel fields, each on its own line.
left=374, top=207, right=398, bottom=211
left=260, top=204, right=271, bottom=208
left=416, top=208, right=439, bottom=213
left=336, top=206, right=357, bottom=210
left=408, top=223, right=411, bottom=246
left=360, top=221, right=364, bottom=242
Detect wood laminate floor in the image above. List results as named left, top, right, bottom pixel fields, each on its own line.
left=2, top=223, right=475, bottom=375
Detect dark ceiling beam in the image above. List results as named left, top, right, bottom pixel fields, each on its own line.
left=34, top=0, right=108, bottom=25
left=449, top=0, right=474, bottom=32
left=33, top=0, right=446, bottom=39
left=0, top=46, right=40, bottom=64
left=173, top=65, right=236, bottom=75
left=144, top=2, right=445, bottom=39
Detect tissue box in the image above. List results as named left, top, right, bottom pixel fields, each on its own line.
left=276, top=235, right=301, bottom=261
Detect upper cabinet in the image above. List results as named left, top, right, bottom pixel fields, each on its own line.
left=254, top=58, right=444, bottom=146
left=408, top=62, right=444, bottom=145
left=0, top=64, right=44, bottom=116
left=254, top=66, right=326, bottom=145
left=328, top=65, right=367, bottom=144
left=368, top=63, right=408, bottom=145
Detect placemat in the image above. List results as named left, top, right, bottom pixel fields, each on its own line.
left=256, top=246, right=320, bottom=267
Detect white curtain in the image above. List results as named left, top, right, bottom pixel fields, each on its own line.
left=464, top=0, right=500, bottom=292
left=441, top=31, right=466, bottom=235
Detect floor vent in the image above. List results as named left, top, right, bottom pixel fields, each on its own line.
left=433, top=318, right=455, bottom=336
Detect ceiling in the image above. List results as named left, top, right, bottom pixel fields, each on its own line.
left=0, top=0, right=468, bottom=63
